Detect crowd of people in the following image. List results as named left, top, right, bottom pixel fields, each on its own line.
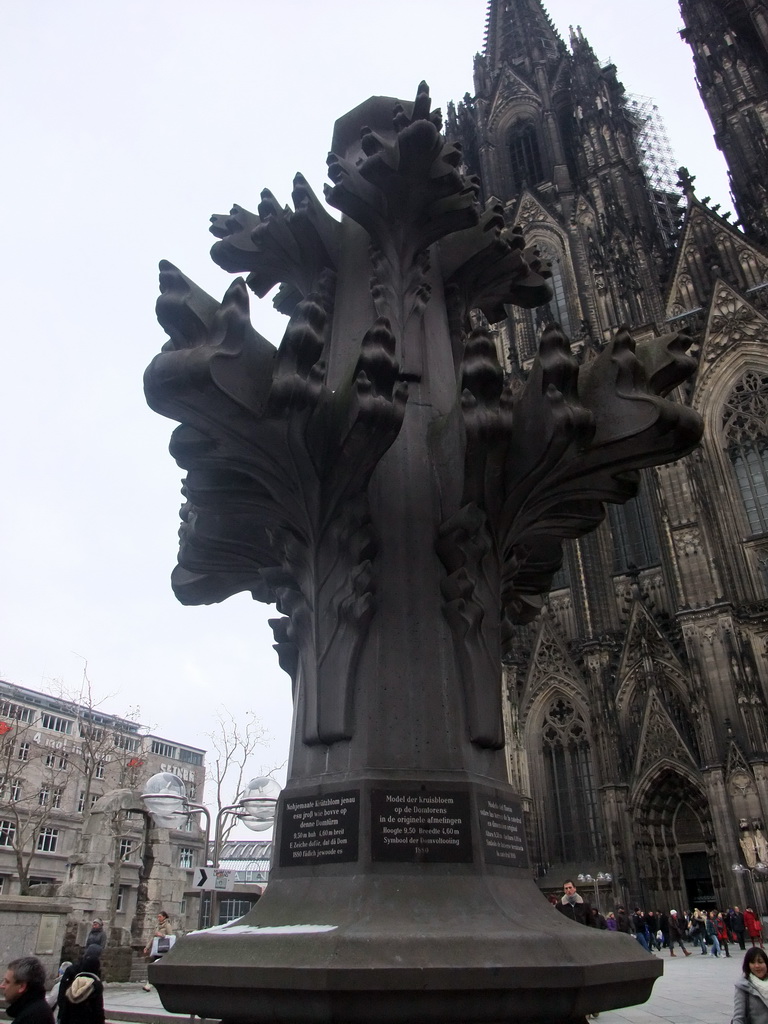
left=552, top=878, right=768, bottom=1020
left=552, top=881, right=764, bottom=959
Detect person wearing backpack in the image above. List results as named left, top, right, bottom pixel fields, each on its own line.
left=56, top=956, right=104, bottom=1024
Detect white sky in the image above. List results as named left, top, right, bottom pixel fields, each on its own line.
left=0, top=1, right=731, bottom=804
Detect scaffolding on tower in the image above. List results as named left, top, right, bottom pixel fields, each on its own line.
left=625, top=93, right=685, bottom=248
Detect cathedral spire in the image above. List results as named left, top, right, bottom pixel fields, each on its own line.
left=483, top=0, right=564, bottom=79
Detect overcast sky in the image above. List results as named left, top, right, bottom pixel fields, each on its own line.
left=0, top=1, right=731, bottom=804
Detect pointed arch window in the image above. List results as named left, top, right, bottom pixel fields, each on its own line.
left=509, top=121, right=543, bottom=192
left=542, top=697, right=601, bottom=862
left=723, top=370, right=768, bottom=536
left=534, top=250, right=571, bottom=335
left=608, top=489, right=660, bottom=572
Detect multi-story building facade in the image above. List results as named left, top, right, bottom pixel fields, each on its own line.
left=448, top=0, right=768, bottom=912
left=0, top=678, right=206, bottom=933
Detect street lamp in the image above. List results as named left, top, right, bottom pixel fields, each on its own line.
left=212, top=776, right=282, bottom=867
left=577, top=871, right=612, bottom=915
left=141, top=771, right=281, bottom=928
left=732, top=862, right=768, bottom=916
left=141, top=771, right=212, bottom=843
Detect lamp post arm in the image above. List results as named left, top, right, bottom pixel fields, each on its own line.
left=213, top=804, right=244, bottom=869
left=186, top=802, right=212, bottom=866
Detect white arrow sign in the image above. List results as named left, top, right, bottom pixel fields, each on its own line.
left=193, top=867, right=235, bottom=891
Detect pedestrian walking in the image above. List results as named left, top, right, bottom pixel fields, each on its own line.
left=746, top=907, right=765, bottom=948
left=705, top=911, right=721, bottom=956
left=667, top=910, right=692, bottom=957
left=717, top=912, right=732, bottom=958
left=731, top=907, right=747, bottom=950
left=142, top=911, right=174, bottom=992
left=690, top=909, right=708, bottom=954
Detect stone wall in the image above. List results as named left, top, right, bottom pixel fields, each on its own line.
left=0, top=895, right=72, bottom=980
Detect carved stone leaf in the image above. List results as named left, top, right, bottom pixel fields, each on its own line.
left=440, top=203, right=553, bottom=327
left=210, top=173, right=340, bottom=315
left=453, top=323, right=703, bottom=630
left=146, top=264, right=407, bottom=744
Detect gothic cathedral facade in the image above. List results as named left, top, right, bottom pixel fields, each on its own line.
left=448, top=0, right=768, bottom=910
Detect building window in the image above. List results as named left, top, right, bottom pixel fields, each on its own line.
left=77, top=791, right=86, bottom=813
left=0, top=821, right=16, bottom=847
left=180, top=897, right=187, bottom=915
left=541, top=697, right=601, bottom=862
left=51, top=787, right=64, bottom=810
left=218, top=898, right=258, bottom=925
left=114, top=734, right=140, bottom=753
left=39, top=787, right=50, bottom=807
left=40, top=713, right=73, bottom=735
left=183, top=817, right=194, bottom=832
left=177, top=749, right=203, bottom=766
left=609, top=489, right=660, bottom=572
left=94, top=762, right=105, bottom=780
left=28, top=876, right=55, bottom=887
left=150, top=740, right=177, bottom=759
left=119, top=838, right=135, bottom=861
left=758, top=550, right=768, bottom=594
left=79, top=723, right=104, bottom=742
left=90, top=793, right=101, bottom=808
left=724, top=371, right=768, bottom=536
left=1, top=779, right=22, bottom=803
left=36, top=828, right=59, bottom=853
left=0, top=701, right=34, bottom=724
left=0, top=877, right=7, bottom=894
left=18, top=743, right=29, bottom=762
left=508, top=121, right=543, bottom=192
left=116, top=886, right=129, bottom=912
left=534, top=253, right=571, bottom=336
left=179, top=847, right=194, bottom=869
left=45, top=752, right=68, bottom=770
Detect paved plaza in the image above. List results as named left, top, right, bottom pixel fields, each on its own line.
left=99, top=947, right=750, bottom=1024
left=601, top=946, right=747, bottom=1024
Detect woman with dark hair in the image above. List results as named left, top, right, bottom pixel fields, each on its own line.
left=733, top=948, right=768, bottom=1024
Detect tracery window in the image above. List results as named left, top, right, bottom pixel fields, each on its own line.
left=723, top=370, right=768, bottom=536
left=534, top=251, right=571, bottom=336
left=609, top=489, right=660, bottom=572
left=541, top=697, right=601, bottom=862
left=509, top=122, right=543, bottom=192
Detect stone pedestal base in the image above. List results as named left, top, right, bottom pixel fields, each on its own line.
left=150, top=871, right=661, bottom=1024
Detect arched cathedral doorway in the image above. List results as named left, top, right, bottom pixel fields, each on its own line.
left=633, top=765, right=718, bottom=911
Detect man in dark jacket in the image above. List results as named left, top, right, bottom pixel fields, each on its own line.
left=1, top=956, right=54, bottom=1024
left=616, top=906, right=633, bottom=934
left=730, top=906, right=747, bottom=950
left=555, top=880, right=595, bottom=927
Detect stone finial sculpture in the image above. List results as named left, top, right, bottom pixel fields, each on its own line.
left=145, top=85, right=702, bottom=1024
left=146, top=83, right=700, bottom=754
